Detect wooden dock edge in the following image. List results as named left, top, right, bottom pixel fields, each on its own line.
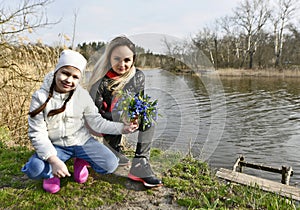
left=216, top=168, right=300, bottom=201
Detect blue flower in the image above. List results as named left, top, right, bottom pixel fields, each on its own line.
left=115, top=90, right=160, bottom=130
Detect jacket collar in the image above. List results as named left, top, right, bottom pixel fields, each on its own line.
left=106, top=69, right=120, bottom=80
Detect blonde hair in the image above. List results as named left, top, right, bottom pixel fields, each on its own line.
left=87, top=36, right=137, bottom=94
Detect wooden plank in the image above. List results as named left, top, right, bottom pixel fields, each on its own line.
left=239, top=161, right=283, bottom=174
left=216, top=168, right=300, bottom=201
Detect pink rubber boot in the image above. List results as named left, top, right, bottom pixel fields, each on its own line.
left=74, top=158, right=89, bottom=184
left=43, top=177, right=60, bottom=194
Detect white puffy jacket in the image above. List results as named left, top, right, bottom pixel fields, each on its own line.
left=28, top=71, right=124, bottom=160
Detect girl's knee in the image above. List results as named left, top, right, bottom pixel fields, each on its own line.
left=93, top=153, right=119, bottom=174
left=105, top=155, right=119, bottom=173
left=21, top=155, right=51, bottom=180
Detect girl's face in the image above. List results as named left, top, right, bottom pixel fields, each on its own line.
left=110, top=45, right=134, bottom=75
left=55, top=66, right=81, bottom=93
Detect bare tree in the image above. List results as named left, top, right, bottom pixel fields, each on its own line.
left=192, top=27, right=218, bottom=67
left=215, top=16, right=241, bottom=68
left=271, top=0, right=299, bottom=67
left=71, top=9, right=79, bottom=50
left=0, top=0, right=57, bottom=42
left=1, top=0, right=57, bottom=86
left=232, top=0, right=271, bottom=69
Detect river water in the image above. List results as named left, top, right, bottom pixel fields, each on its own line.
left=138, top=69, right=300, bottom=186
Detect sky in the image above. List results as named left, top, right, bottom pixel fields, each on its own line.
left=20, top=0, right=241, bottom=47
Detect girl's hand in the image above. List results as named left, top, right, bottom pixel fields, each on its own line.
left=122, top=121, right=139, bottom=134
left=47, top=156, right=71, bottom=178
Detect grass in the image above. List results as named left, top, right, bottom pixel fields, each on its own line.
left=163, top=157, right=300, bottom=209
left=0, top=140, right=132, bottom=209
left=1, top=137, right=300, bottom=209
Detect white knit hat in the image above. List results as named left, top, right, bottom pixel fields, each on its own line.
left=55, top=49, right=87, bottom=73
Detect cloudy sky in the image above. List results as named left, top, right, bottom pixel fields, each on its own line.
left=21, top=0, right=241, bottom=46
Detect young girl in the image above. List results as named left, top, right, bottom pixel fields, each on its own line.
left=21, top=49, right=138, bottom=194
left=88, top=36, right=163, bottom=188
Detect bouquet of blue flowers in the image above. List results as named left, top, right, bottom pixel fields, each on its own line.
left=115, top=91, right=159, bottom=131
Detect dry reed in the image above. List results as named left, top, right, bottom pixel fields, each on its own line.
left=0, top=44, right=60, bottom=147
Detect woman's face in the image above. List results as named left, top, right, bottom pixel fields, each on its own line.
left=110, top=45, right=134, bottom=75
left=55, top=66, right=81, bottom=93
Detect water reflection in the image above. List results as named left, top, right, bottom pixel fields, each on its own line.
left=218, top=76, right=300, bottom=185
left=130, top=69, right=300, bottom=185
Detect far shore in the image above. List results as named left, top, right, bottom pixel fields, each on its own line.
left=215, top=68, right=300, bottom=78
left=138, top=67, right=300, bottom=78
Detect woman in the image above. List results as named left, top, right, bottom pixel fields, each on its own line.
left=88, top=36, right=163, bottom=188
left=22, top=49, right=138, bottom=193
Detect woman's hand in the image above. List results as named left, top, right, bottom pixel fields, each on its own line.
left=47, top=155, right=71, bottom=178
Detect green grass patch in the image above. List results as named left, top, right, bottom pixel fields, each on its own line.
left=1, top=140, right=300, bottom=209
left=0, top=141, right=131, bottom=209
left=163, top=157, right=300, bottom=209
